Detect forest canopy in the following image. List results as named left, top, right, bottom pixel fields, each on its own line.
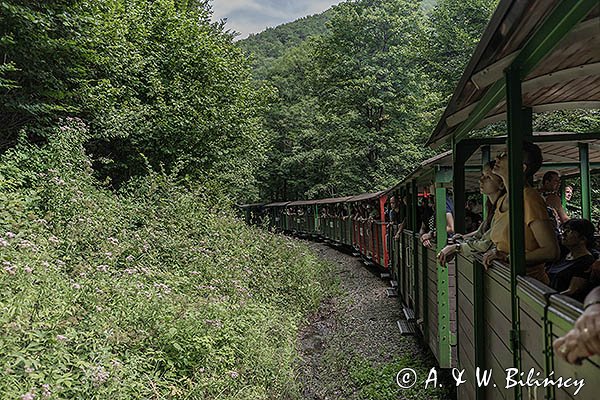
left=1, top=0, right=269, bottom=199
left=239, top=0, right=499, bottom=201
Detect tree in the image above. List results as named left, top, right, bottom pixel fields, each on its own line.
left=1, top=0, right=271, bottom=200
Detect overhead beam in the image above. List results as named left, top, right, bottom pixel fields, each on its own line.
left=471, top=52, right=519, bottom=89
left=474, top=101, right=600, bottom=129
left=523, top=63, right=600, bottom=92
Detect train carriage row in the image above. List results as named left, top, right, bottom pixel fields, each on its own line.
left=241, top=1, right=600, bottom=399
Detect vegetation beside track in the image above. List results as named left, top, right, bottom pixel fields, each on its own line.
left=0, top=125, right=336, bottom=399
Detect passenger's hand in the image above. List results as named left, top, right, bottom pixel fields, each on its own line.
left=482, top=248, right=507, bottom=270
left=553, top=329, right=590, bottom=365
left=574, top=304, right=600, bottom=357
left=395, top=223, right=405, bottom=239
left=437, top=244, right=457, bottom=265
left=420, top=233, right=433, bottom=248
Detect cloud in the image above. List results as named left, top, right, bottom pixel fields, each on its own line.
left=210, top=0, right=345, bottom=39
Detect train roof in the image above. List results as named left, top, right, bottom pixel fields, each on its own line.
left=287, top=200, right=316, bottom=206
left=346, top=191, right=386, bottom=202
left=313, top=196, right=354, bottom=205
left=263, top=201, right=290, bottom=208
left=237, top=203, right=265, bottom=209
left=427, top=0, right=600, bottom=147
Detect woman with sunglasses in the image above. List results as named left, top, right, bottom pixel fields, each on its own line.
left=482, top=142, right=560, bottom=284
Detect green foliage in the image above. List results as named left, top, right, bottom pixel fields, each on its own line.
left=0, top=0, right=84, bottom=147
left=238, top=11, right=332, bottom=80
left=0, top=122, right=335, bottom=399
left=1, top=0, right=270, bottom=201
left=239, top=0, right=498, bottom=201
left=244, top=0, right=437, bottom=200
left=349, top=355, right=451, bottom=399
left=422, top=0, right=498, bottom=97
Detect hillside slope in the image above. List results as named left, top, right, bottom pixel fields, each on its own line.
left=237, top=10, right=332, bottom=78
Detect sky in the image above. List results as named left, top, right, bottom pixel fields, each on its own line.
left=210, top=0, right=345, bottom=40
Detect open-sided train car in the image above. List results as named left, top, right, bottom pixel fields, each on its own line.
left=313, top=196, right=353, bottom=245
left=241, top=1, right=600, bottom=399
left=346, top=192, right=389, bottom=269
left=285, top=200, right=319, bottom=237
left=417, top=0, right=600, bottom=398
left=237, top=203, right=266, bottom=225
left=263, top=201, right=289, bottom=231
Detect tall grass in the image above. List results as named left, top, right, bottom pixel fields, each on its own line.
left=0, top=121, right=334, bottom=399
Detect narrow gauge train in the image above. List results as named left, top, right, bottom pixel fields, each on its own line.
left=242, top=1, right=600, bottom=399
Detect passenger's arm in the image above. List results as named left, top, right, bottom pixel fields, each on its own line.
left=460, top=221, right=485, bottom=240
left=419, top=221, right=427, bottom=236
left=482, top=247, right=508, bottom=269
left=560, top=276, right=588, bottom=297
left=546, top=195, right=569, bottom=223
left=394, top=218, right=406, bottom=240
left=525, top=219, right=560, bottom=265
left=460, top=229, right=493, bottom=258
left=446, top=212, right=454, bottom=234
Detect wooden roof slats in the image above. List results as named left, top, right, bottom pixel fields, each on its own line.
left=452, top=65, right=600, bottom=129
left=461, top=139, right=600, bottom=167
left=494, top=0, right=559, bottom=61
left=428, top=0, right=600, bottom=147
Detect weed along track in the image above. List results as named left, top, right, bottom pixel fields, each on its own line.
left=297, top=242, right=452, bottom=400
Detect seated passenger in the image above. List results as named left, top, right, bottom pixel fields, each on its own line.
left=554, top=286, right=600, bottom=364
left=483, top=142, right=560, bottom=285
left=438, top=161, right=505, bottom=264
left=547, top=219, right=597, bottom=302
left=540, top=171, right=569, bottom=225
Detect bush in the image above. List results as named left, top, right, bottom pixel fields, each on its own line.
left=0, top=122, right=334, bottom=399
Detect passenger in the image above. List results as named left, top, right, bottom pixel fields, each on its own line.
left=546, top=219, right=598, bottom=302
left=565, top=185, right=574, bottom=202
left=387, top=196, right=400, bottom=223
left=351, top=205, right=359, bottom=220
left=564, top=185, right=583, bottom=218
left=540, top=171, right=569, bottom=224
left=420, top=189, right=454, bottom=248
left=369, top=200, right=380, bottom=220
left=465, top=208, right=482, bottom=233
left=396, top=195, right=408, bottom=239
left=437, top=161, right=505, bottom=265
left=341, top=204, right=350, bottom=220
left=482, top=142, right=560, bottom=285
left=553, top=286, right=600, bottom=364
left=387, top=195, right=404, bottom=241
left=387, top=195, right=406, bottom=240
